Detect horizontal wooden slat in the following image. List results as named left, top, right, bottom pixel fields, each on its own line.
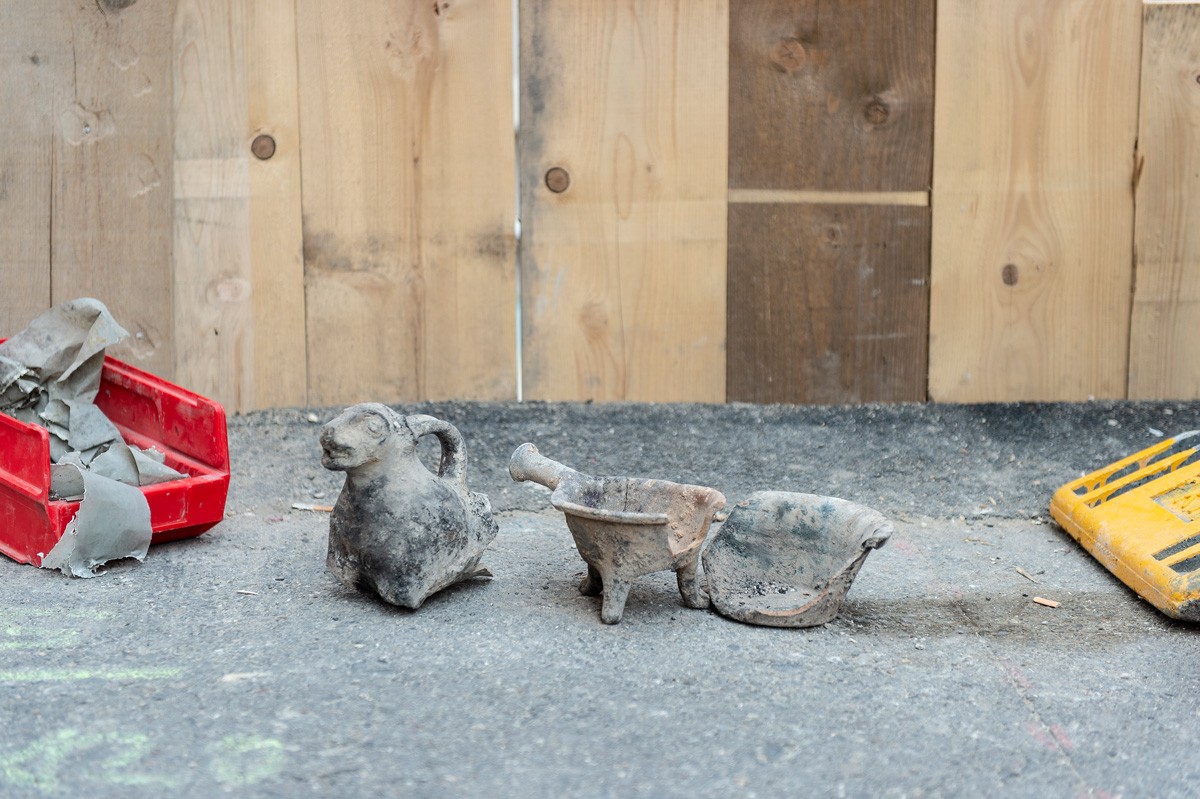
left=729, top=189, right=928, bottom=206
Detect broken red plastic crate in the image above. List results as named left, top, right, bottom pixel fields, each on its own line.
left=0, top=346, right=230, bottom=566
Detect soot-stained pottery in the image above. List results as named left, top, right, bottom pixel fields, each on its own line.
left=320, top=404, right=497, bottom=609
left=509, top=443, right=725, bottom=624
left=701, top=491, right=891, bottom=628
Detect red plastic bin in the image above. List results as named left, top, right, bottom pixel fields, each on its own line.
left=0, top=344, right=230, bottom=566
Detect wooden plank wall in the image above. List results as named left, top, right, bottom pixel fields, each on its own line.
left=725, top=0, right=935, bottom=404
left=0, top=0, right=515, bottom=412
left=518, top=0, right=729, bottom=402
left=928, top=0, right=1142, bottom=402
left=3, top=0, right=1198, bottom=409
left=1128, top=1, right=1200, bottom=399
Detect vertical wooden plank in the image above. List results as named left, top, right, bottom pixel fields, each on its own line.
left=246, top=0, right=308, bottom=409
left=297, top=0, right=516, bottom=406
left=725, top=0, right=934, bottom=404
left=519, top=0, right=729, bottom=402
left=728, top=0, right=934, bottom=193
left=420, top=0, right=517, bottom=401
left=1128, top=1, right=1200, bottom=399
left=52, top=0, right=175, bottom=375
left=173, top=0, right=254, bottom=409
left=727, top=204, right=930, bottom=404
left=0, top=4, right=58, bottom=333
left=175, top=0, right=308, bottom=413
left=928, top=0, right=1142, bottom=402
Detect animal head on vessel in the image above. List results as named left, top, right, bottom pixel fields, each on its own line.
left=319, top=402, right=410, bottom=472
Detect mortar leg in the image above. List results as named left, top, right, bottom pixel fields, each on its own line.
left=579, top=564, right=603, bottom=596
left=600, top=578, right=632, bottom=624
left=677, top=558, right=709, bottom=609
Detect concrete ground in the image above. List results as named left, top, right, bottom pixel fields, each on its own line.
left=2, top=400, right=1200, bottom=798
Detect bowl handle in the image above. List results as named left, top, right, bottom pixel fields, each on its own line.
left=509, top=443, right=573, bottom=490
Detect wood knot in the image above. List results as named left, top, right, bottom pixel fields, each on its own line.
left=545, top=167, right=570, bottom=193
left=863, top=98, right=890, bottom=125
left=770, top=38, right=807, bottom=73
left=209, top=276, right=251, bottom=304
left=97, top=0, right=138, bottom=12
left=1001, top=263, right=1019, bottom=286
left=579, top=301, right=608, bottom=338
left=251, top=134, right=276, bottom=161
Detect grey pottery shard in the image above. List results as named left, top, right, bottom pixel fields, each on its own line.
left=321, top=404, right=497, bottom=609
left=702, top=491, right=892, bottom=628
left=509, top=443, right=725, bottom=624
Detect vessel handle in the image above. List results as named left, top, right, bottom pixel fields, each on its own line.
left=405, top=415, right=467, bottom=491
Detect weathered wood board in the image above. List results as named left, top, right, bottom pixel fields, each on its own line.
left=245, top=0, right=308, bottom=410
left=297, top=0, right=516, bottom=406
left=174, top=0, right=311, bottom=412
left=173, top=0, right=253, bottom=408
left=50, top=0, right=176, bottom=375
left=519, top=0, right=729, bottom=402
left=728, top=204, right=930, bottom=403
left=0, top=3, right=58, bottom=334
left=728, top=0, right=934, bottom=193
left=928, top=0, right=1142, bottom=402
left=1128, top=1, right=1200, bottom=399
left=726, top=0, right=934, bottom=404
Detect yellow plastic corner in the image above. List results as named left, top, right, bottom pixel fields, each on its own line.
left=1050, top=432, right=1200, bottom=622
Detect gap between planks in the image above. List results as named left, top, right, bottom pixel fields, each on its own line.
left=727, top=189, right=930, bottom=206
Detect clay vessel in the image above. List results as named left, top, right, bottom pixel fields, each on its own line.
left=509, top=443, right=725, bottom=624
left=701, top=491, right=891, bottom=628
left=321, top=404, right=497, bottom=609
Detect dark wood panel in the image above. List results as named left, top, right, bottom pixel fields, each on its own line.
left=727, top=204, right=930, bottom=404
left=728, top=0, right=934, bottom=191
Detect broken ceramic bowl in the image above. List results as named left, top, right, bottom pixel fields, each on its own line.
left=701, top=491, right=891, bottom=628
left=321, top=404, right=497, bottom=609
left=509, top=443, right=725, bottom=624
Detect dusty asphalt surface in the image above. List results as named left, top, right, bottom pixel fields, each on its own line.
left=2, top=400, right=1200, bottom=797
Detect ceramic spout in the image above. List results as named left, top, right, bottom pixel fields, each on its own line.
left=509, top=443, right=575, bottom=490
